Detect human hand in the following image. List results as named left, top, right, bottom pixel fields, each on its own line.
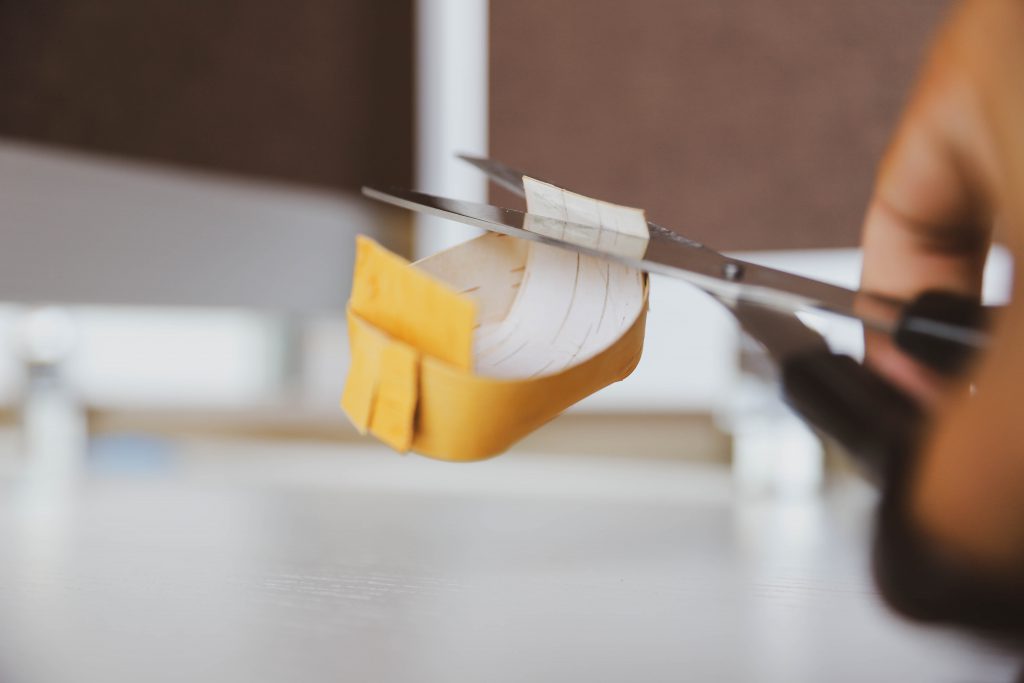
left=861, top=0, right=1024, bottom=580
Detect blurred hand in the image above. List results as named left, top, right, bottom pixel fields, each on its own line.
left=861, top=0, right=1024, bottom=575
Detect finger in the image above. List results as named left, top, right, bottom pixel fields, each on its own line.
left=862, top=2, right=1000, bottom=300
left=862, top=328, right=950, bottom=407
left=861, top=112, right=993, bottom=301
left=859, top=29, right=998, bottom=395
left=860, top=119, right=990, bottom=397
left=912, top=266, right=1024, bottom=574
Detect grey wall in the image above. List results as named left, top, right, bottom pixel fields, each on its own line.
left=0, top=141, right=408, bottom=311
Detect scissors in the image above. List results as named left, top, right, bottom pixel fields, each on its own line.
left=363, top=157, right=1024, bottom=629
left=362, top=156, right=996, bottom=481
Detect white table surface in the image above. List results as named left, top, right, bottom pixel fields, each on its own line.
left=0, top=436, right=1016, bottom=682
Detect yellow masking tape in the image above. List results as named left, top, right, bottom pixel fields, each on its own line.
left=342, top=180, right=649, bottom=462
left=340, top=304, right=385, bottom=433
left=349, top=235, right=476, bottom=371
left=367, top=340, right=419, bottom=453
left=346, top=299, right=646, bottom=462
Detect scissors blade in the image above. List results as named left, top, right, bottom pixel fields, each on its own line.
left=362, top=184, right=903, bottom=334
left=457, top=155, right=902, bottom=328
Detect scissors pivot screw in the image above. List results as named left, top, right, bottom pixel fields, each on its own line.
left=722, top=262, right=744, bottom=281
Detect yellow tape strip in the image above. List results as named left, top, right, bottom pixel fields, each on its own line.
left=344, top=282, right=647, bottom=462
left=349, top=235, right=475, bottom=371
left=343, top=212, right=648, bottom=461
left=367, top=340, right=419, bottom=453
left=340, top=306, right=385, bottom=433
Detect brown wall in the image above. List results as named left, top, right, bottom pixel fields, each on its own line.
left=0, top=1, right=413, bottom=190
left=491, top=1, right=950, bottom=250
left=0, top=2, right=951, bottom=248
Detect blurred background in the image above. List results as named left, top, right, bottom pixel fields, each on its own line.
left=0, top=0, right=977, bottom=451
left=0, top=2, right=1019, bottom=682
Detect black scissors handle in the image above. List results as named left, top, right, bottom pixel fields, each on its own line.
left=766, top=298, right=1024, bottom=636
left=781, top=344, right=1024, bottom=635
left=781, top=349, right=921, bottom=482
left=893, top=290, right=997, bottom=375
left=729, top=297, right=924, bottom=482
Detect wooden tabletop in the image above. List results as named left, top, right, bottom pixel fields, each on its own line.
left=0, top=436, right=1015, bottom=682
